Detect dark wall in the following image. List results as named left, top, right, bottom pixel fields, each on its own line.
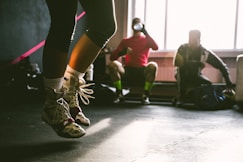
left=0, top=0, right=87, bottom=71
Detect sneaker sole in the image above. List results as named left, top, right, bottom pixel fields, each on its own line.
left=41, top=111, right=85, bottom=138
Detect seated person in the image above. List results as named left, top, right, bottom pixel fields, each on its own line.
left=173, top=29, right=233, bottom=102
left=107, top=17, right=159, bottom=104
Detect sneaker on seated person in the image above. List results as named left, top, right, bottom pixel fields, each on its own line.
left=141, top=93, right=150, bottom=105
left=113, top=90, right=124, bottom=104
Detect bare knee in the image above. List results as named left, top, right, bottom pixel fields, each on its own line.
left=108, top=61, right=118, bottom=71
left=146, top=62, right=158, bottom=73
left=108, top=61, right=124, bottom=73
left=144, top=62, right=158, bottom=82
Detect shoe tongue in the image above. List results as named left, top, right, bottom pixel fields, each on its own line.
left=63, top=72, right=87, bottom=92
left=79, top=77, right=86, bottom=85
left=69, top=76, right=79, bottom=86
left=64, top=74, right=79, bottom=86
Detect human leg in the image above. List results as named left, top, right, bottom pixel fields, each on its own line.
left=63, top=0, right=117, bottom=117
left=143, top=62, right=158, bottom=104
left=107, top=60, right=125, bottom=103
left=176, top=72, right=212, bottom=104
left=69, top=0, right=117, bottom=72
left=175, top=67, right=192, bottom=98
left=198, top=75, right=212, bottom=85
left=42, top=0, right=85, bottom=138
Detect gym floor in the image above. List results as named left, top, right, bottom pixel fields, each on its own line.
left=1, top=95, right=243, bottom=162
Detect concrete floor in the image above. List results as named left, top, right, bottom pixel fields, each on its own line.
left=1, top=100, right=243, bottom=162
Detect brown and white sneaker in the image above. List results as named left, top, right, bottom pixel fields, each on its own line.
left=42, top=88, right=85, bottom=138
left=63, top=75, right=94, bottom=126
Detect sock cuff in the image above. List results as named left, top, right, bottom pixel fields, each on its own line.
left=113, top=80, right=122, bottom=90
left=44, top=77, right=64, bottom=91
left=65, top=65, right=85, bottom=80
left=144, top=81, right=153, bottom=91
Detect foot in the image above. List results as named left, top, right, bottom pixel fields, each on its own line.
left=42, top=88, right=85, bottom=138
left=63, top=77, right=93, bottom=126
left=113, top=92, right=124, bottom=104
left=141, top=94, right=150, bottom=105
left=174, top=95, right=188, bottom=107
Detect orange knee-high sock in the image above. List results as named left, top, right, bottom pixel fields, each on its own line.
left=68, top=34, right=101, bottom=73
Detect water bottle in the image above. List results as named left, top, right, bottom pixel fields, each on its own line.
left=133, top=23, right=143, bottom=31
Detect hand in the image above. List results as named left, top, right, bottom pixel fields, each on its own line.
left=141, top=24, right=148, bottom=35
left=118, top=47, right=132, bottom=56
left=223, top=88, right=235, bottom=101
left=127, top=47, right=132, bottom=54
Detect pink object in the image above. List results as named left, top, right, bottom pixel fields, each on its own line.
left=0, top=11, right=86, bottom=71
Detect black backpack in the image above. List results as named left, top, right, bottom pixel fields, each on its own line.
left=188, top=85, right=228, bottom=110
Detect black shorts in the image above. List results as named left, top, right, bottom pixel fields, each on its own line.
left=122, top=66, right=146, bottom=86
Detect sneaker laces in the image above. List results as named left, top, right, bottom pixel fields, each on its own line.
left=78, top=82, right=95, bottom=105
left=56, top=97, right=69, bottom=110
left=56, top=97, right=74, bottom=125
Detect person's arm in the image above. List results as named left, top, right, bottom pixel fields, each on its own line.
left=110, top=40, right=127, bottom=61
left=174, top=45, right=185, bottom=67
left=206, top=50, right=233, bottom=86
left=141, top=25, right=159, bottom=50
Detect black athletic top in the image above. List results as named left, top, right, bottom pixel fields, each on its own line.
left=174, top=43, right=232, bottom=86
